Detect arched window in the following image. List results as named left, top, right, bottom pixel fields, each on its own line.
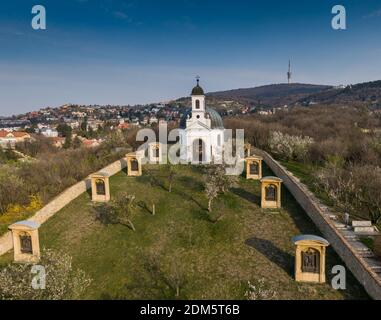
left=195, top=99, right=200, bottom=109
left=20, top=233, right=33, bottom=254
left=265, top=184, right=277, bottom=201
left=249, top=161, right=259, bottom=174
left=131, top=158, right=139, bottom=172
left=96, top=179, right=106, bottom=195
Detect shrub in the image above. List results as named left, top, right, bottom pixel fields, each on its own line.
left=268, top=131, right=313, bottom=161
left=0, top=166, right=29, bottom=213
left=0, top=249, right=91, bottom=300
left=245, top=279, right=277, bottom=300
left=314, top=164, right=381, bottom=224
left=0, top=143, right=128, bottom=214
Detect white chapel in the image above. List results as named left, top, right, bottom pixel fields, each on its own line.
left=179, top=79, right=225, bottom=164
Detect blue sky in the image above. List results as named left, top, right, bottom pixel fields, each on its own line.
left=1, top=0, right=381, bottom=115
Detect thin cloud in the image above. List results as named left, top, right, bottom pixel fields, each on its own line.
left=113, top=11, right=132, bottom=21
left=363, top=9, right=381, bottom=18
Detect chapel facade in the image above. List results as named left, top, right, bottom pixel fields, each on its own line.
left=179, top=79, right=225, bottom=164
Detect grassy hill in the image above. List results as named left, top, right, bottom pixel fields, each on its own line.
left=0, top=164, right=368, bottom=299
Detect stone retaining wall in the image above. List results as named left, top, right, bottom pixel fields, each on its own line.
left=254, top=148, right=381, bottom=300
left=0, top=158, right=127, bottom=256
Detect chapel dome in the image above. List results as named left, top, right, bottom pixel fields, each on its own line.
left=179, top=107, right=224, bottom=129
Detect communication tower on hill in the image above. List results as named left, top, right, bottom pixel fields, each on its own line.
left=287, top=60, right=292, bottom=84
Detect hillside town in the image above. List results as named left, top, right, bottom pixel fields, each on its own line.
left=0, top=98, right=258, bottom=149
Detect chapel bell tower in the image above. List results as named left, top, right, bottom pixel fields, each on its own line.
left=191, top=76, right=206, bottom=113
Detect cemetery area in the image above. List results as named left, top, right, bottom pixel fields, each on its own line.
left=0, top=164, right=368, bottom=299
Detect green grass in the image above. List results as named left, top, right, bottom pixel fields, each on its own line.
left=0, top=164, right=368, bottom=299
left=360, top=237, right=374, bottom=251
left=279, top=160, right=335, bottom=207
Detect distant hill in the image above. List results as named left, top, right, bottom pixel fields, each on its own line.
left=207, top=83, right=332, bottom=107
left=299, top=80, right=381, bottom=107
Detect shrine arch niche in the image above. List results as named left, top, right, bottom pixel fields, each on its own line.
left=9, top=220, right=41, bottom=263
left=126, top=152, right=142, bottom=176
left=90, top=172, right=110, bottom=202
left=96, top=179, right=106, bottom=196
left=301, top=247, right=320, bottom=274
left=292, top=235, right=329, bottom=283
left=245, top=155, right=263, bottom=180
left=260, top=176, right=282, bottom=208
left=265, top=184, right=277, bottom=201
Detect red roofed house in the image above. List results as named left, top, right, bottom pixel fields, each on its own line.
left=117, top=122, right=129, bottom=130
left=82, top=139, right=101, bottom=148
left=0, top=130, right=31, bottom=149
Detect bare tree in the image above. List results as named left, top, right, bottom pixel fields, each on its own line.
left=205, top=178, right=219, bottom=212
left=167, top=165, right=177, bottom=193
left=142, top=250, right=187, bottom=298
left=315, top=164, right=381, bottom=224
left=205, top=164, right=238, bottom=194
left=95, top=192, right=137, bottom=231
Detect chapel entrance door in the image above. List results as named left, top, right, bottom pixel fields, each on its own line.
left=193, top=139, right=205, bottom=163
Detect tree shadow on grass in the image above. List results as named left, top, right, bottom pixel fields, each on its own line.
left=137, top=174, right=167, bottom=191
left=177, top=175, right=204, bottom=192
left=190, top=207, right=214, bottom=223
left=92, top=203, right=116, bottom=226
left=102, top=252, right=188, bottom=300
left=231, top=187, right=261, bottom=206
left=174, top=189, right=207, bottom=211
left=137, top=200, right=154, bottom=215
left=245, top=237, right=294, bottom=277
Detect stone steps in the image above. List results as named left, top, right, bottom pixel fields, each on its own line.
left=363, top=258, right=381, bottom=274
left=352, top=221, right=372, bottom=227
left=354, top=226, right=377, bottom=233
